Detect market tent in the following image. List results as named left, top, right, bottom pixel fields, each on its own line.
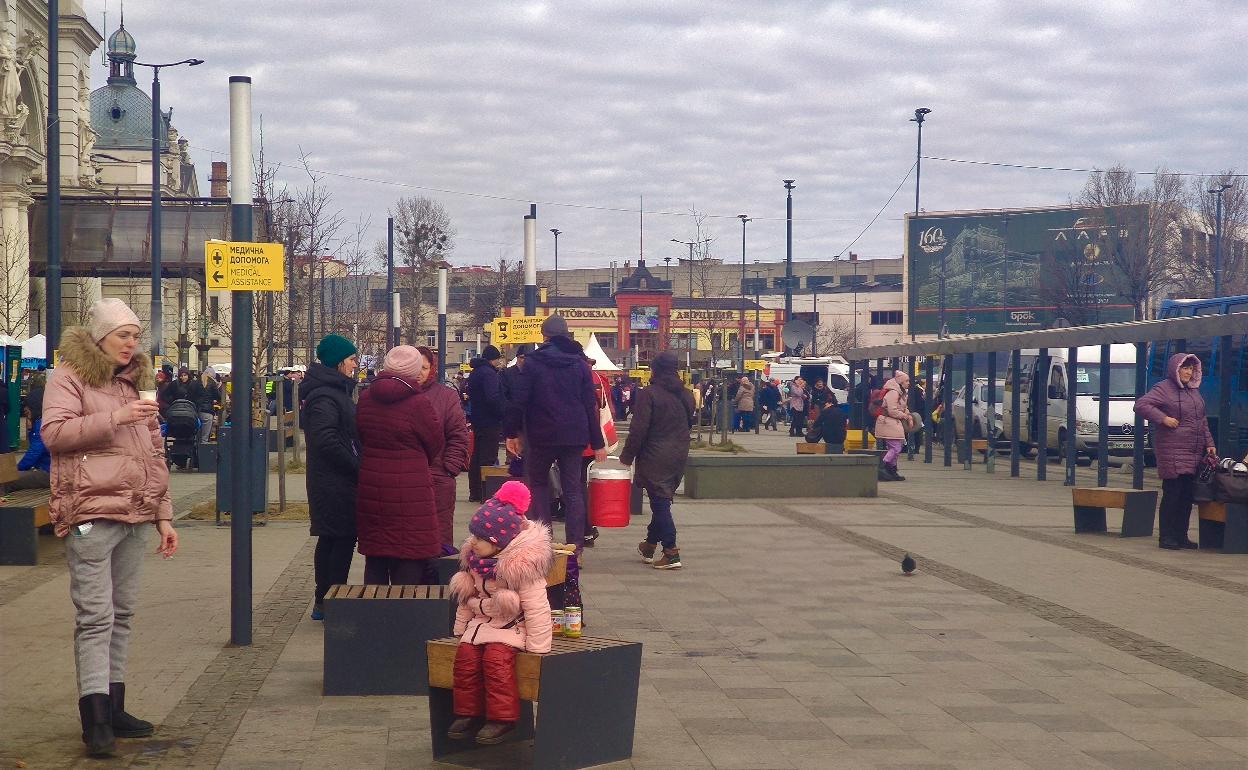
left=584, top=334, right=620, bottom=371
left=21, top=334, right=46, bottom=359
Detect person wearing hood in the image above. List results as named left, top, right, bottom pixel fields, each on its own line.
left=621, top=351, right=695, bottom=570
left=874, top=370, right=914, bottom=481
left=417, top=345, right=472, bottom=552
left=42, top=299, right=175, bottom=757
left=1134, top=353, right=1216, bottom=550
left=466, top=345, right=506, bottom=502
left=356, top=346, right=446, bottom=583
left=303, top=335, right=361, bottom=620
left=733, top=376, right=756, bottom=432
left=503, top=315, right=606, bottom=556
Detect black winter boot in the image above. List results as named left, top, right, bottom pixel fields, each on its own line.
left=887, top=464, right=906, bottom=481
left=78, top=694, right=116, bottom=757
left=110, top=682, right=155, bottom=738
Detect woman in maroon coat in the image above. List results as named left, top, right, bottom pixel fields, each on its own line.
left=355, top=346, right=446, bottom=583
left=417, top=346, right=471, bottom=552
left=1134, top=353, right=1216, bottom=550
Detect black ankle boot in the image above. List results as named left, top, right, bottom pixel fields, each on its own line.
left=78, top=694, right=116, bottom=757
left=110, top=682, right=155, bottom=738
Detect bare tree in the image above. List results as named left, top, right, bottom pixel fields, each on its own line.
left=390, top=196, right=455, bottom=344
left=677, top=209, right=740, bottom=367
left=814, top=318, right=861, bottom=358
left=1169, top=171, right=1248, bottom=298
left=0, top=226, right=30, bottom=336
left=1076, top=165, right=1184, bottom=319
left=295, top=151, right=346, bottom=361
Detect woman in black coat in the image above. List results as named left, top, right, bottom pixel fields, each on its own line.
left=302, top=335, right=361, bottom=619
left=620, top=352, right=695, bottom=570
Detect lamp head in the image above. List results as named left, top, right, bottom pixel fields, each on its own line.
left=911, top=107, right=932, bottom=123
left=738, top=214, right=749, bottom=223
left=189, top=59, right=205, bottom=66
left=783, top=180, right=796, bottom=190
left=550, top=228, right=561, bottom=236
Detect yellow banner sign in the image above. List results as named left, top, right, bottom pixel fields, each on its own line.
left=206, top=241, right=286, bottom=291
left=491, top=316, right=545, bottom=345
left=628, top=368, right=651, bottom=384
left=744, top=359, right=768, bottom=372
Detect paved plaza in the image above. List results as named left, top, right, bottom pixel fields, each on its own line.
left=2, top=431, right=1247, bottom=769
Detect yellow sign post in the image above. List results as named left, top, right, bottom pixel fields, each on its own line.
left=744, top=359, right=768, bottom=373
left=490, top=316, right=545, bottom=345
left=628, top=368, right=651, bottom=385
left=205, top=241, right=286, bottom=291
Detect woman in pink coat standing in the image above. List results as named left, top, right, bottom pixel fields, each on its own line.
left=447, top=481, right=553, bottom=745
left=874, top=370, right=914, bottom=482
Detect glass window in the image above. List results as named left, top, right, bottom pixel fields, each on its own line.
left=596, top=333, right=617, bottom=348
left=587, top=282, right=611, bottom=298
left=870, top=310, right=903, bottom=325
left=807, top=276, right=834, bottom=289
left=840, top=275, right=867, bottom=286
left=453, top=329, right=464, bottom=342
left=426, top=330, right=437, bottom=346
left=1075, top=363, right=1138, bottom=397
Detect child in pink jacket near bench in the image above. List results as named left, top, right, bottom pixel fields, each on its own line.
left=447, top=480, right=553, bottom=744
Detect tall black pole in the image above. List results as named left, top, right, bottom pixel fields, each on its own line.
left=150, top=68, right=163, bottom=361
left=285, top=226, right=294, bottom=366
left=228, top=75, right=254, bottom=646
left=523, top=205, right=537, bottom=316
left=738, top=214, right=748, bottom=371
left=911, top=108, right=930, bottom=216
left=783, top=181, right=795, bottom=325
left=437, top=266, right=448, bottom=382
left=1065, top=347, right=1078, bottom=486
left=386, top=217, right=395, bottom=348
left=1210, top=183, right=1231, bottom=297
left=46, top=0, right=61, bottom=353
left=550, top=228, right=560, bottom=298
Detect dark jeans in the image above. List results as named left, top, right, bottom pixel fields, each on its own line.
left=763, top=408, right=779, bottom=430
left=526, top=444, right=587, bottom=549
left=363, top=556, right=433, bottom=585
left=1159, top=474, right=1196, bottom=544
left=646, top=496, right=677, bottom=549
left=468, top=425, right=500, bottom=501
left=735, top=410, right=753, bottom=431
left=789, top=410, right=807, bottom=437
left=313, top=535, right=356, bottom=603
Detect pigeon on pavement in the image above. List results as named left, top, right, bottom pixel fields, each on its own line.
left=901, top=553, right=916, bottom=575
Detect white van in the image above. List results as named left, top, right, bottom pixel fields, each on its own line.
left=765, top=357, right=850, bottom=404
left=1002, top=344, right=1150, bottom=460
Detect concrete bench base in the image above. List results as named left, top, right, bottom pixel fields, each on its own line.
left=0, top=491, right=52, bottom=566
left=684, top=455, right=878, bottom=499
left=1072, top=487, right=1157, bottom=537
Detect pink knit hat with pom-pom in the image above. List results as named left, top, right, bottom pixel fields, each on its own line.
left=469, top=480, right=531, bottom=549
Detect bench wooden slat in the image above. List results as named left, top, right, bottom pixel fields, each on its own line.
left=347, top=585, right=365, bottom=599
left=0, top=453, right=19, bottom=485
left=971, top=439, right=990, bottom=452
left=480, top=466, right=511, bottom=479
left=1072, top=487, right=1147, bottom=508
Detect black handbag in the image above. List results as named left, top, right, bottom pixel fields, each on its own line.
left=1212, top=466, right=1248, bottom=504
left=1194, top=456, right=1218, bottom=502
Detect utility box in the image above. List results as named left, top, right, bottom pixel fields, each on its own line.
left=215, top=426, right=268, bottom=515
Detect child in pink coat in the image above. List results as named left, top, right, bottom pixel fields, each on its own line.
left=447, top=481, right=553, bottom=744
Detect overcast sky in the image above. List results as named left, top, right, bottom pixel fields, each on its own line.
left=82, top=1, right=1246, bottom=271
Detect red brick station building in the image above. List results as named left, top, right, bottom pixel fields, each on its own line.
left=502, top=260, right=784, bottom=366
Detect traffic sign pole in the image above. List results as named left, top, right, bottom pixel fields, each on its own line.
left=229, top=75, right=254, bottom=647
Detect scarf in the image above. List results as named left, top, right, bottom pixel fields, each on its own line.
left=468, top=551, right=498, bottom=581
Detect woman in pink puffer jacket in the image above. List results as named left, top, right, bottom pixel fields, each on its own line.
left=447, top=481, right=553, bottom=745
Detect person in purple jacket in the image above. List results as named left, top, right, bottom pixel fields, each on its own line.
left=504, top=315, right=606, bottom=557
left=1134, top=353, right=1216, bottom=550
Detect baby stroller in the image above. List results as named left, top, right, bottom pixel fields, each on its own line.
left=163, top=399, right=201, bottom=470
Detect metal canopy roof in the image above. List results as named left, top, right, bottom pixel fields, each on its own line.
left=847, top=312, right=1248, bottom=360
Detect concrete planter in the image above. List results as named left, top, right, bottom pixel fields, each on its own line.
left=683, top=454, right=878, bottom=499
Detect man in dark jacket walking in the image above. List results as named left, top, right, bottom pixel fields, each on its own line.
left=504, top=315, right=606, bottom=555
left=622, top=351, right=695, bottom=569
left=760, top=379, right=782, bottom=431
left=466, top=345, right=506, bottom=502
left=302, top=334, right=361, bottom=620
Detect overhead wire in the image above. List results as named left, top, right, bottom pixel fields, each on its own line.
left=921, top=155, right=1248, bottom=178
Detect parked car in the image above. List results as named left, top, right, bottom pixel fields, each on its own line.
left=950, top=377, right=1005, bottom=445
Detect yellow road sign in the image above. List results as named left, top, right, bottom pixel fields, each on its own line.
left=628, top=368, right=651, bottom=384
left=491, top=316, right=545, bottom=345
left=205, top=241, right=286, bottom=291
left=744, top=359, right=768, bottom=372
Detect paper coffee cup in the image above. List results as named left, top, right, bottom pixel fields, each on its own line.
left=139, top=390, right=157, bottom=402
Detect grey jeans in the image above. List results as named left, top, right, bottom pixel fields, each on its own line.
left=66, top=520, right=147, bottom=696
left=199, top=412, right=215, bottom=444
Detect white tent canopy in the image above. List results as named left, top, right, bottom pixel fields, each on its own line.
left=21, top=334, right=45, bottom=359
left=584, top=334, right=620, bottom=371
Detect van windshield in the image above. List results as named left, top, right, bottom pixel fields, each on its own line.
left=1073, top=363, right=1137, bottom=397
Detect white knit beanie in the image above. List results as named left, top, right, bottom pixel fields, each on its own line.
left=88, top=299, right=142, bottom=342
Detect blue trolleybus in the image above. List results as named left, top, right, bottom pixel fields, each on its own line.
left=1150, top=295, right=1248, bottom=459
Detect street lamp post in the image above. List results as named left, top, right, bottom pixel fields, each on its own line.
left=133, top=57, right=204, bottom=360
left=550, top=228, right=561, bottom=298
left=783, top=181, right=795, bottom=325
left=664, top=256, right=672, bottom=285
left=910, top=107, right=942, bottom=337
left=751, top=266, right=762, bottom=359
left=1209, top=182, right=1233, bottom=297
left=737, top=214, right=750, bottom=371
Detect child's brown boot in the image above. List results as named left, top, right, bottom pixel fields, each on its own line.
left=475, top=721, right=516, bottom=745
left=446, top=716, right=483, bottom=740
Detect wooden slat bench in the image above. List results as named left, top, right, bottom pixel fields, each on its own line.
left=0, top=449, right=53, bottom=565
left=795, top=442, right=826, bottom=454
left=1072, top=487, right=1157, bottom=537
left=322, top=584, right=454, bottom=696
left=426, top=635, right=642, bottom=769
left=1198, top=501, right=1248, bottom=554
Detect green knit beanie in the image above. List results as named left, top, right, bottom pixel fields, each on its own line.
left=316, top=334, right=357, bottom=367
